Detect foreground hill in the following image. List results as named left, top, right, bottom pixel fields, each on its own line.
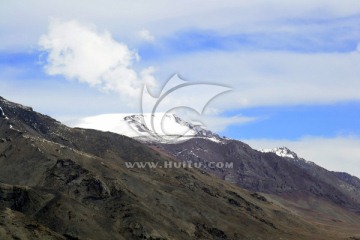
left=0, top=96, right=360, bottom=239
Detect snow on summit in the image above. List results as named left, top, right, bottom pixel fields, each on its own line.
left=70, top=113, right=221, bottom=143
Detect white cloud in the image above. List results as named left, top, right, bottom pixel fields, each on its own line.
left=153, top=49, right=360, bottom=109
left=137, top=29, right=155, bottom=42
left=244, top=136, right=360, bottom=178
left=39, top=19, right=156, bottom=101
left=2, top=0, right=360, bottom=50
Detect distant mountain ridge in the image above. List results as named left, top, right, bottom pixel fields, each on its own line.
left=259, top=146, right=360, bottom=193
left=71, top=111, right=360, bottom=208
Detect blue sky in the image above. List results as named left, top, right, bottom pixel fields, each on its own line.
left=222, top=103, right=360, bottom=139
left=1, top=0, right=360, bottom=176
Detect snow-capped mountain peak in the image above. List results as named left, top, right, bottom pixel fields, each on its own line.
left=70, top=113, right=222, bottom=143
left=259, top=147, right=299, bottom=159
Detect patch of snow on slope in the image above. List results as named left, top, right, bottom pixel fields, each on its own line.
left=259, top=147, right=298, bottom=159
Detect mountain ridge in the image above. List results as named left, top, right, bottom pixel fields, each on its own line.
left=66, top=110, right=360, bottom=212
left=1, top=96, right=360, bottom=239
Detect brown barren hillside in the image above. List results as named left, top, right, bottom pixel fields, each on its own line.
left=1, top=96, right=360, bottom=240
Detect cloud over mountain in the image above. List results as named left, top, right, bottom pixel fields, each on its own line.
left=39, top=19, right=156, bottom=101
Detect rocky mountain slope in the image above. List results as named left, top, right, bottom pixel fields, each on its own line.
left=157, top=138, right=360, bottom=211
left=72, top=110, right=360, bottom=236
left=1, top=96, right=360, bottom=239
